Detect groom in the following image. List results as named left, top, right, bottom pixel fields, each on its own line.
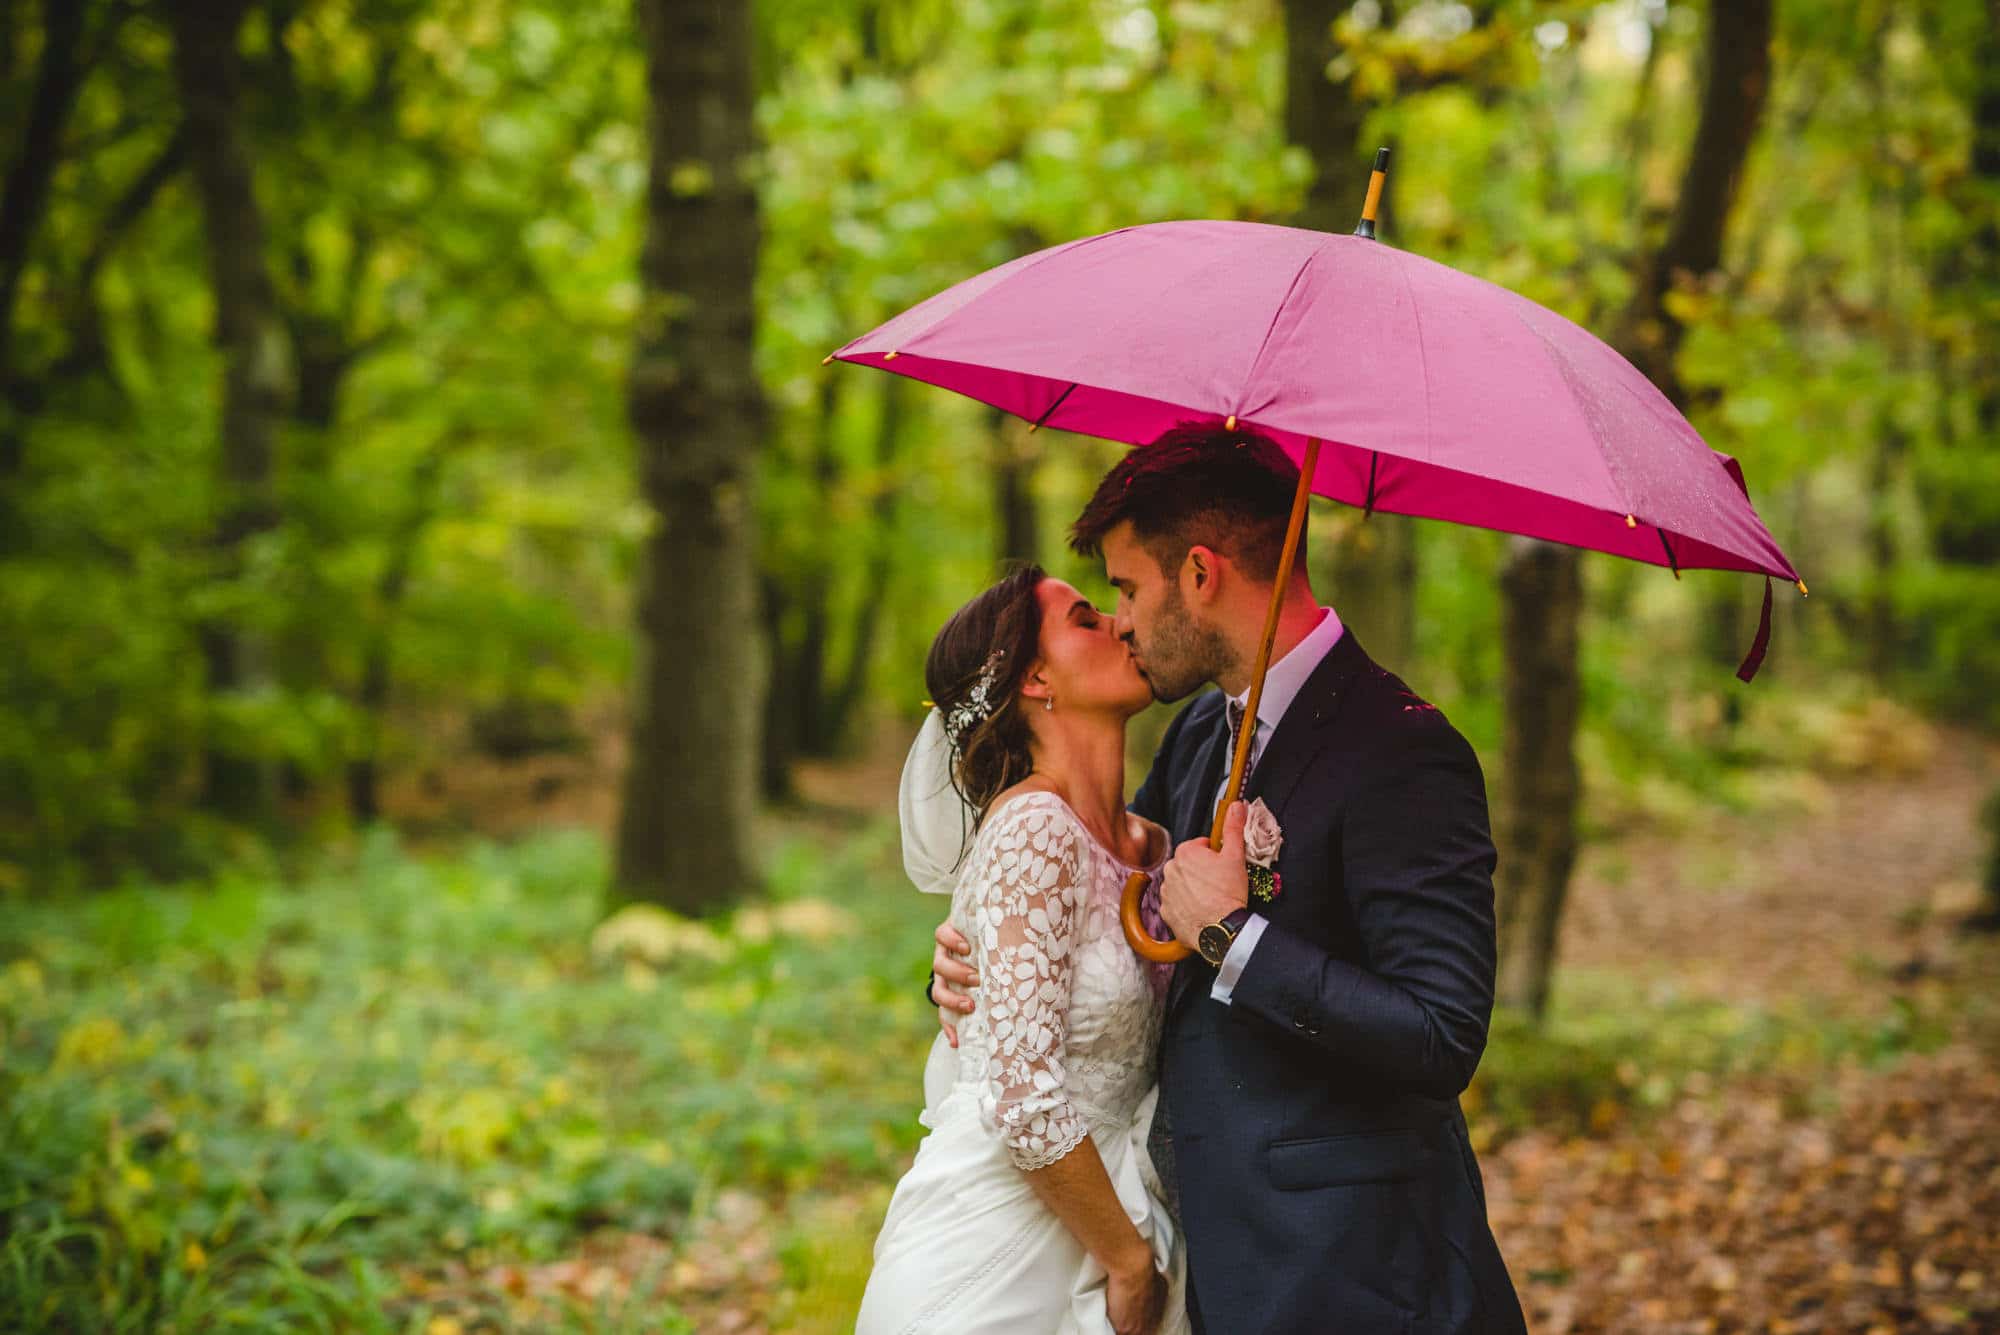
left=930, top=423, right=1526, bottom=1332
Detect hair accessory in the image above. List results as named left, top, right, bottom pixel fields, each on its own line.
left=945, top=650, right=1007, bottom=745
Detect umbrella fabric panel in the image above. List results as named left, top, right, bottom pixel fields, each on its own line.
left=839, top=222, right=1324, bottom=426
left=1239, top=234, right=1626, bottom=512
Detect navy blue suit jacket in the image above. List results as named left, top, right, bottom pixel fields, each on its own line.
left=1131, top=631, right=1525, bottom=1334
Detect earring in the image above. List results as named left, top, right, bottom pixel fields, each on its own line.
left=1044, top=696, right=1053, bottom=712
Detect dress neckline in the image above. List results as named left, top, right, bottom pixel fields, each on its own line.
left=984, top=789, right=1168, bottom=875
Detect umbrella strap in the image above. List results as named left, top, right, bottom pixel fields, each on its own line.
left=1736, top=576, right=1774, bottom=683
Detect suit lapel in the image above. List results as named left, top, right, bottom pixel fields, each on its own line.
left=1172, top=696, right=1231, bottom=844
left=1242, top=629, right=1373, bottom=817
left=1166, top=697, right=1231, bottom=1012
left=1164, top=633, right=1376, bottom=1017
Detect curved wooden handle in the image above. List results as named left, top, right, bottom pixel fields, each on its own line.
left=1121, top=868, right=1192, bottom=962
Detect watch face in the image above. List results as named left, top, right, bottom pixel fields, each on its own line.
left=1197, top=924, right=1231, bottom=966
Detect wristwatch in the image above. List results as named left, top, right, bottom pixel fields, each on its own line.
left=1196, top=907, right=1255, bottom=967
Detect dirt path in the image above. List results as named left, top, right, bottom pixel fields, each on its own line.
left=1491, top=728, right=1999, bottom=1332
left=1559, top=729, right=1994, bottom=1008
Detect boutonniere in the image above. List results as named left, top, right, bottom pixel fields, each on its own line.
left=1243, top=797, right=1284, bottom=903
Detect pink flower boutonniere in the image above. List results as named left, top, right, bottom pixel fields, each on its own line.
left=1243, top=797, right=1284, bottom=904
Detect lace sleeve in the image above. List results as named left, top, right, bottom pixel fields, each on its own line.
left=973, top=800, right=1091, bottom=1171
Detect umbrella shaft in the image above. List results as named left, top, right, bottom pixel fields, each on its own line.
left=1211, top=436, right=1322, bottom=848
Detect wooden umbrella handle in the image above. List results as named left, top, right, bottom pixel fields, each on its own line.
left=1119, top=437, right=1323, bottom=963
left=1121, top=867, right=1189, bottom=962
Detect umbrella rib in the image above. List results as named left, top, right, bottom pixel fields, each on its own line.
left=1657, top=528, right=1682, bottom=579
left=1237, top=245, right=1323, bottom=420
left=1397, top=259, right=1435, bottom=462
left=1028, top=382, right=1078, bottom=433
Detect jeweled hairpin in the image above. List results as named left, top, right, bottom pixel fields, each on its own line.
left=944, top=650, right=1007, bottom=745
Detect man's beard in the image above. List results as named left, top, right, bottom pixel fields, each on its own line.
left=1138, top=585, right=1233, bottom=704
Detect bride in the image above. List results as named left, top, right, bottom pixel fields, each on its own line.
left=857, top=564, right=1188, bottom=1335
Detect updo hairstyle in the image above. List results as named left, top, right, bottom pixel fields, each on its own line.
left=924, top=564, right=1047, bottom=825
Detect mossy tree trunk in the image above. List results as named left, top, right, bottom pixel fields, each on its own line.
left=167, top=0, right=292, bottom=826
left=614, top=0, right=765, bottom=913
left=1497, top=0, right=1775, bottom=1020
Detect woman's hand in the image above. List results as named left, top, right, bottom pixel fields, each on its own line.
left=1105, top=1256, right=1167, bottom=1335
left=928, top=920, right=977, bottom=1046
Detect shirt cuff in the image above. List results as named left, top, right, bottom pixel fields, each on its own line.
left=1209, top=912, right=1268, bottom=1005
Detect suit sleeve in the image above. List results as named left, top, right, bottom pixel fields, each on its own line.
left=1226, top=709, right=1498, bottom=1099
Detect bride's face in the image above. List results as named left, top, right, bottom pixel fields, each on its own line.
left=1026, top=578, right=1152, bottom=719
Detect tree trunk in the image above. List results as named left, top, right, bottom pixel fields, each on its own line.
left=1613, top=0, right=1775, bottom=400
left=1963, top=1, right=2000, bottom=469
left=826, top=375, right=905, bottom=737
left=1493, top=539, right=1582, bottom=1018
left=0, top=0, right=87, bottom=387
left=1283, top=0, right=1367, bottom=236
left=167, top=0, right=292, bottom=825
left=1321, top=504, right=1417, bottom=666
left=1496, top=0, right=1775, bottom=1022
left=992, top=408, right=1040, bottom=565
left=1284, top=0, right=1417, bottom=667
left=347, top=440, right=451, bottom=824
left=795, top=376, right=839, bottom=754
left=614, top=0, right=764, bottom=914
left=759, top=572, right=797, bottom=802
left=0, top=0, right=90, bottom=527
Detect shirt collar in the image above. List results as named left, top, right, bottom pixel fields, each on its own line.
left=1226, top=606, right=1344, bottom=732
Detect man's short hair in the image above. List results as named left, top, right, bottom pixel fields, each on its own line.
left=1069, top=421, right=1300, bottom=582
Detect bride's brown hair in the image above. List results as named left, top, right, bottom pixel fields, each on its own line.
left=925, top=564, right=1046, bottom=825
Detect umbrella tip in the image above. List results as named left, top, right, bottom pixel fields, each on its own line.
left=883, top=350, right=898, bottom=360
left=1353, top=147, right=1391, bottom=240
left=1625, top=514, right=1637, bottom=528
left=1225, top=415, right=1237, bottom=431
left=1796, top=579, right=1809, bottom=597
left=821, top=354, right=834, bottom=365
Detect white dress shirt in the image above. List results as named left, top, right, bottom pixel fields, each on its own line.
left=1208, top=605, right=1344, bottom=1004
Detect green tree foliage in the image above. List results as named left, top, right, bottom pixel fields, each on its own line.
left=0, top=0, right=1991, bottom=889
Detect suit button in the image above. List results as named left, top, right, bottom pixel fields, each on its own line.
left=1306, top=1024, right=1322, bottom=1037
left=1291, top=1014, right=1308, bottom=1030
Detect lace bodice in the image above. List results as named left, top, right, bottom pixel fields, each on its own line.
left=945, top=791, right=1168, bottom=1171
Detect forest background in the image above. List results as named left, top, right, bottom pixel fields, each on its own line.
left=2, top=0, right=1997, bottom=1330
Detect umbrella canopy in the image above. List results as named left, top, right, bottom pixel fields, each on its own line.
left=831, top=219, right=1800, bottom=590
left=837, top=214, right=1805, bottom=963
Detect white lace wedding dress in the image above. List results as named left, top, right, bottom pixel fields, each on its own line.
left=857, top=791, right=1189, bottom=1335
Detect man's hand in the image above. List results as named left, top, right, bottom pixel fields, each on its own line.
left=929, top=920, right=977, bottom=1047
left=1159, top=799, right=1251, bottom=947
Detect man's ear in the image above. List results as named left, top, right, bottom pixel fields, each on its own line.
left=1182, top=545, right=1221, bottom=604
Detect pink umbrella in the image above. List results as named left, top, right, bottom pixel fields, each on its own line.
left=832, top=197, right=1802, bottom=961
left=828, top=218, right=1802, bottom=669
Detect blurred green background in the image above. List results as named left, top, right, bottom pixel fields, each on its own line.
left=1, top=0, right=1996, bottom=1330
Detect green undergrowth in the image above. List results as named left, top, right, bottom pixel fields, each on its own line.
left=0, top=818, right=1965, bottom=1329
left=0, top=825, right=939, bottom=1332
